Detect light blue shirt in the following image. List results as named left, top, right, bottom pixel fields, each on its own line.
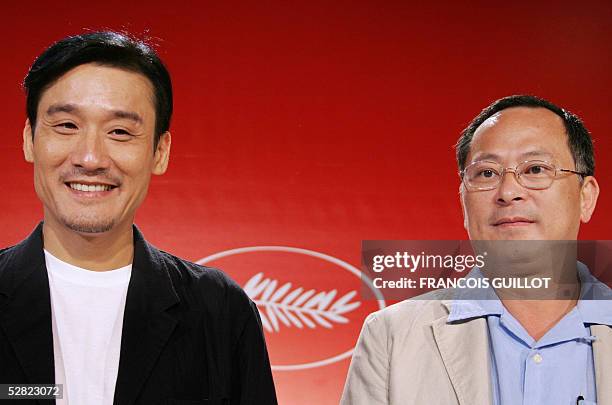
left=448, top=265, right=612, bottom=405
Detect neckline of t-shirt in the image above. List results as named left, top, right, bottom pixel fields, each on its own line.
left=44, top=249, right=132, bottom=287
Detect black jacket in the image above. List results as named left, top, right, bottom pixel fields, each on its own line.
left=0, top=223, right=278, bottom=405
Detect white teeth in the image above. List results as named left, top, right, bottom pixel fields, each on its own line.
left=68, top=183, right=112, bottom=192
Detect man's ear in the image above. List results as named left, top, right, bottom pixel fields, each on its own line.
left=153, top=131, right=171, bottom=175
left=579, top=176, right=600, bottom=223
left=459, top=183, right=469, bottom=231
left=23, top=119, right=34, bottom=163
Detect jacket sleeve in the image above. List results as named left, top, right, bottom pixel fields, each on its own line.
left=231, top=299, right=278, bottom=405
left=340, top=312, right=389, bottom=405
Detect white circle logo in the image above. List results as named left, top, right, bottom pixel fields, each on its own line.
left=197, top=246, right=386, bottom=370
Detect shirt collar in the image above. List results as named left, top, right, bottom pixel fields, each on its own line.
left=448, top=263, right=612, bottom=327
left=447, top=267, right=503, bottom=322
left=576, top=262, right=612, bottom=326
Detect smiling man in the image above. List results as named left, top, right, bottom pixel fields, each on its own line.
left=0, top=32, right=277, bottom=405
left=341, top=95, right=611, bottom=405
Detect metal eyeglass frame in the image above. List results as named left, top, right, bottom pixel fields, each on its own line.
left=460, top=159, right=587, bottom=191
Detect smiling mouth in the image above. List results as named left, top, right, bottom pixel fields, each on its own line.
left=66, top=182, right=118, bottom=192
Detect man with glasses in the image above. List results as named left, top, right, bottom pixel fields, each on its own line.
left=341, top=95, right=609, bottom=405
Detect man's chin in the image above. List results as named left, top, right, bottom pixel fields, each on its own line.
left=61, top=217, right=116, bottom=234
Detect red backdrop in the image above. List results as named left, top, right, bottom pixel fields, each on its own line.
left=2, top=1, right=611, bottom=404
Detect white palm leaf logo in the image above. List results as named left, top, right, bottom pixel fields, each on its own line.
left=244, top=272, right=362, bottom=333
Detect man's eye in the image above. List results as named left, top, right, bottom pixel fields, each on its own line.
left=525, top=165, right=548, bottom=175
left=478, top=169, right=497, bottom=178
left=109, top=129, right=131, bottom=136
left=55, top=122, right=77, bottom=130
left=529, top=166, right=541, bottom=174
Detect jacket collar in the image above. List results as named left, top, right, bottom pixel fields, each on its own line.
left=592, top=324, right=612, bottom=405
left=0, top=222, right=54, bottom=404
left=0, top=222, right=180, bottom=405
left=114, top=223, right=180, bottom=405
left=432, top=300, right=494, bottom=405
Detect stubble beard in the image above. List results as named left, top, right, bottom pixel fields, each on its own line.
left=59, top=212, right=116, bottom=234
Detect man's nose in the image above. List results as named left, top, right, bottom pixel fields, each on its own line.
left=69, top=129, right=111, bottom=171
left=495, top=169, right=528, bottom=205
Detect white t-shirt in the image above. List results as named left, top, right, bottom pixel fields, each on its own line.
left=45, top=250, right=132, bottom=405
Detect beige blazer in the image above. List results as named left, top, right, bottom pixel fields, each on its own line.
left=340, top=296, right=612, bottom=405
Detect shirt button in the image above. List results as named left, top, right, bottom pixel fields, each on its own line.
left=532, top=353, right=543, bottom=364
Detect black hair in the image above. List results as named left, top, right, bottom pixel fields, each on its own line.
left=23, top=31, right=172, bottom=148
left=456, top=95, right=594, bottom=176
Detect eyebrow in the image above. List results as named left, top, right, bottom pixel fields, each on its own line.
left=111, top=110, right=143, bottom=124
left=45, top=103, right=143, bottom=124
left=471, top=150, right=554, bottom=162
left=46, top=103, right=76, bottom=115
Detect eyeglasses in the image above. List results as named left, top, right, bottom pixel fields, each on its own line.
left=460, top=160, right=587, bottom=191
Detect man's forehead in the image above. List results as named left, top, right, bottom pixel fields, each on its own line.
left=470, top=150, right=556, bottom=162
left=475, top=106, right=565, bottom=135
left=43, top=63, right=154, bottom=97
left=38, top=64, right=155, bottom=114
left=468, top=106, right=571, bottom=163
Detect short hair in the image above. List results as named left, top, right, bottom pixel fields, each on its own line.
left=23, top=31, right=172, bottom=149
left=456, top=95, right=595, bottom=176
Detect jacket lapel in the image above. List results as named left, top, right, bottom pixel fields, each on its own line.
left=113, top=226, right=179, bottom=405
left=0, top=223, right=54, bottom=404
left=431, top=301, right=493, bottom=405
left=592, top=324, right=612, bottom=405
